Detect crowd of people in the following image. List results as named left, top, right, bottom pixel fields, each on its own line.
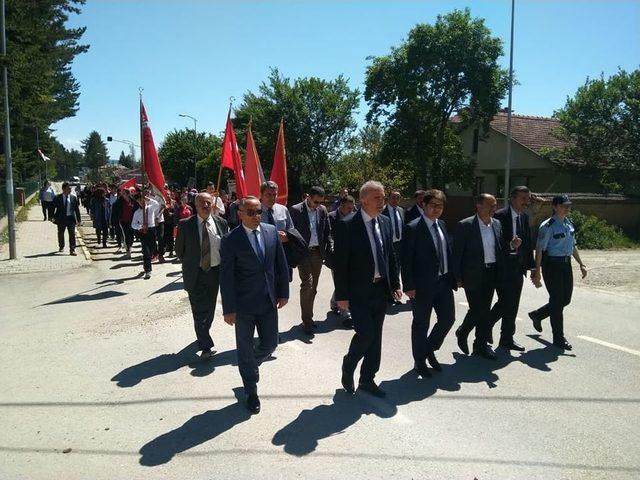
left=44, top=177, right=587, bottom=414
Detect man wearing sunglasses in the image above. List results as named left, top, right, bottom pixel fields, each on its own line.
left=220, top=196, right=289, bottom=414
left=289, top=186, right=332, bottom=335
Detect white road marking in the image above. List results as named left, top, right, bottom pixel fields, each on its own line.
left=577, top=336, right=640, bottom=357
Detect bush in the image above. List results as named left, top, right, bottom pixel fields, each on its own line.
left=569, top=210, right=637, bottom=249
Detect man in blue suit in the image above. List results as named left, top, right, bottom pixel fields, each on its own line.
left=220, top=196, right=289, bottom=414
left=402, top=189, right=457, bottom=377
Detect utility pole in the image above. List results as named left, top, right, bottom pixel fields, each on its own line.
left=1, top=0, right=16, bottom=259
left=503, top=0, right=515, bottom=206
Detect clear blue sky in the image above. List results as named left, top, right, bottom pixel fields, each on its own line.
left=53, top=0, right=640, bottom=161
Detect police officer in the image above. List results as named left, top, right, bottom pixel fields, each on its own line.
left=529, top=194, right=587, bottom=350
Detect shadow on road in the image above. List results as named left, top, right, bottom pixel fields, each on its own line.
left=41, top=290, right=127, bottom=305
left=111, top=343, right=238, bottom=387
left=138, top=387, right=251, bottom=467
left=22, top=251, right=60, bottom=259
left=279, top=311, right=348, bottom=345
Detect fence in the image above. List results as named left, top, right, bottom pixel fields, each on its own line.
left=0, top=179, right=40, bottom=219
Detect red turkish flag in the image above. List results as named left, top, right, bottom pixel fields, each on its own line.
left=120, top=178, right=136, bottom=190
left=244, top=124, right=265, bottom=197
left=140, top=100, right=168, bottom=204
left=220, top=110, right=247, bottom=198
left=270, top=120, right=288, bottom=205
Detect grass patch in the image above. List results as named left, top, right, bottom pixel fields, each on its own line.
left=570, top=210, right=638, bottom=249
left=0, top=194, right=38, bottom=245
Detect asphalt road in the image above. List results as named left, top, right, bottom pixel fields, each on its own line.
left=0, top=236, right=638, bottom=480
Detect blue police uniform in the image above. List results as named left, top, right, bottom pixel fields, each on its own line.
left=529, top=196, right=577, bottom=347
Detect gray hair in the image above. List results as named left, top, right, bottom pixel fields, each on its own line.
left=260, top=181, right=279, bottom=194
left=359, top=180, right=384, bottom=200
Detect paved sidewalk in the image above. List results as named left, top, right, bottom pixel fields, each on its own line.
left=0, top=197, right=91, bottom=275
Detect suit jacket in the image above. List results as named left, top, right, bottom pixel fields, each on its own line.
left=452, top=214, right=506, bottom=289
left=402, top=216, right=457, bottom=295
left=289, top=201, right=331, bottom=260
left=52, top=193, right=81, bottom=224
left=493, top=206, right=535, bottom=273
left=220, top=223, right=289, bottom=315
left=334, top=210, right=400, bottom=305
left=327, top=209, right=355, bottom=270
left=382, top=204, right=405, bottom=240
left=175, top=214, right=229, bottom=293
left=404, top=204, right=422, bottom=224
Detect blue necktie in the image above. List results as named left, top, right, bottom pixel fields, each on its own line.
left=371, top=217, right=387, bottom=278
left=252, top=229, right=265, bottom=263
left=392, top=207, right=400, bottom=240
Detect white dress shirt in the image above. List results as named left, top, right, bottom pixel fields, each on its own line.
left=198, top=214, right=222, bottom=267
left=361, top=209, right=383, bottom=280
left=510, top=206, right=520, bottom=255
left=131, top=198, right=160, bottom=230
left=243, top=224, right=265, bottom=259
left=306, top=204, right=319, bottom=247
left=422, top=214, right=448, bottom=274
left=262, top=202, right=293, bottom=231
left=477, top=215, right=497, bottom=263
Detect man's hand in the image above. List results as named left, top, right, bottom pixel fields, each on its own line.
left=531, top=269, right=542, bottom=288
left=277, top=298, right=288, bottom=309
left=405, top=289, right=416, bottom=299
left=277, top=231, right=289, bottom=243
left=223, top=313, right=236, bottom=326
left=580, top=264, right=588, bottom=279
left=337, top=300, right=349, bottom=311
left=510, top=235, right=522, bottom=250
left=393, top=289, right=403, bottom=301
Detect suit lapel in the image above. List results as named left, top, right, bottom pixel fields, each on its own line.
left=354, top=211, right=374, bottom=265
left=472, top=215, right=485, bottom=263
left=491, top=218, right=502, bottom=253
left=417, top=217, right=437, bottom=256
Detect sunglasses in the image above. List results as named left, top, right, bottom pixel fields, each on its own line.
left=241, top=208, right=263, bottom=217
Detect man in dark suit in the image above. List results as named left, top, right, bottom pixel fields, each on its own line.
left=328, top=195, right=356, bottom=327
left=382, top=191, right=405, bottom=297
left=52, top=182, right=82, bottom=255
left=452, top=193, right=506, bottom=360
left=404, top=190, right=426, bottom=224
left=335, top=181, right=402, bottom=398
left=289, top=185, right=332, bottom=334
left=220, top=196, right=289, bottom=414
left=489, top=186, right=535, bottom=351
left=175, top=193, right=229, bottom=360
left=402, top=189, right=457, bottom=377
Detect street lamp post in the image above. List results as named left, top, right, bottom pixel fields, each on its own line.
left=178, top=113, right=198, bottom=188
left=503, top=0, right=515, bottom=206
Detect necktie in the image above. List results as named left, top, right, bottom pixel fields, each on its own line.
left=433, top=221, right=445, bottom=275
left=371, top=217, right=387, bottom=278
left=516, top=214, right=523, bottom=238
left=267, top=208, right=276, bottom=226
left=392, top=207, right=400, bottom=240
left=201, top=220, right=211, bottom=271
left=64, top=196, right=68, bottom=216
left=252, top=229, right=265, bottom=263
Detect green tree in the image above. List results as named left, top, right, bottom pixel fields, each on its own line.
left=158, top=129, right=222, bottom=188
left=546, top=69, right=640, bottom=193
left=0, top=0, right=88, bottom=181
left=364, top=9, right=508, bottom=189
left=118, top=150, right=135, bottom=169
left=82, top=131, right=108, bottom=170
left=233, top=68, right=360, bottom=199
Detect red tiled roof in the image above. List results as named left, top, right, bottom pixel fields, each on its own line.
left=489, top=112, right=571, bottom=154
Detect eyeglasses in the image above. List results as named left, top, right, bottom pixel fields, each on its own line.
left=241, top=209, right=263, bottom=217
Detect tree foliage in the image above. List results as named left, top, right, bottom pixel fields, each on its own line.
left=364, top=8, right=508, bottom=189
left=118, top=150, right=136, bottom=169
left=158, top=129, right=222, bottom=188
left=82, top=131, right=108, bottom=170
left=547, top=69, right=640, bottom=193
left=0, top=0, right=88, bottom=182
left=233, top=68, right=360, bottom=198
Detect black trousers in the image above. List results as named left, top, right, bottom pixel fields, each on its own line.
left=57, top=217, right=77, bottom=252
left=531, top=260, right=573, bottom=341
left=459, top=266, right=497, bottom=348
left=411, top=276, right=455, bottom=363
left=342, top=281, right=388, bottom=384
left=234, top=297, right=278, bottom=396
left=155, top=222, right=165, bottom=257
left=490, top=256, right=525, bottom=343
left=95, top=225, right=108, bottom=247
left=164, top=220, right=175, bottom=253
left=120, top=221, right=134, bottom=249
left=187, top=267, right=220, bottom=351
left=139, top=227, right=156, bottom=272
left=42, top=201, right=54, bottom=220
left=392, top=241, right=402, bottom=278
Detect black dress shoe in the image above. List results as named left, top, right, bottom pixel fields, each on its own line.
left=426, top=352, right=442, bottom=372
left=341, top=370, right=355, bottom=394
left=487, top=329, right=494, bottom=345
left=414, top=362, right=432, bottom=378
left=246, top=394, right=261, bottom=414
left=455, top=328, right=469, bottom=355
left=342, top=317, right=353, bottom=329
left=499, top=340, right=525, bottom=352
left=473, top=344, right=497, bottom=360
left=358, top=382, right=386, bottom=398
left=553, top=338, right=573, bottom=350
left=529, top=311, right=543, bottom=332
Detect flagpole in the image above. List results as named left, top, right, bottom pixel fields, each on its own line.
left=139, top=88, right=147, bottom=189
left=215, top=99, right=234, bottom=195
left=503, top=0, right=515, bottom=206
